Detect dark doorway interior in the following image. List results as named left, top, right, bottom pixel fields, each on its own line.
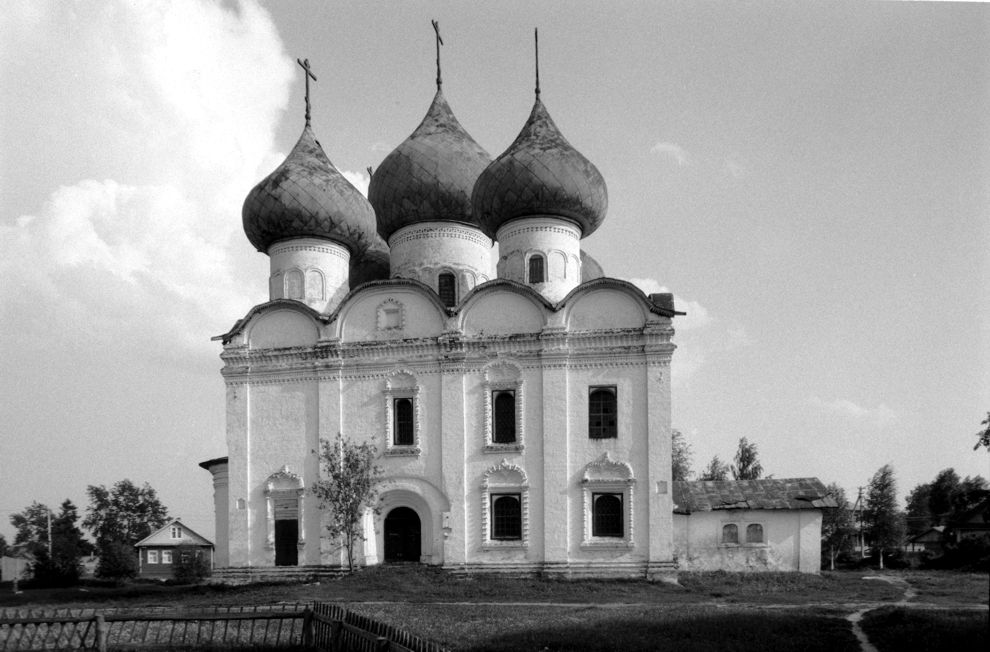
left=274, top=519, right=299, bottom=566
left=384, top=507, right=421, bottom=562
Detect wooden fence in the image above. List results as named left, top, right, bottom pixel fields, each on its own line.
left=0, top=603, right=445, bottom=652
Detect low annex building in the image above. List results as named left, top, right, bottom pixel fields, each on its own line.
left=672, top=478, right=836, bottom=573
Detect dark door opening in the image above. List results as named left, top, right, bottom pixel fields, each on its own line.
left=274, top=519, right=299, bottom=566
left=384, top=507, right=421, bottom=562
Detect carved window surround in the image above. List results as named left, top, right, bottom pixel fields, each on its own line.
left=480, top=459, right=529, bottom=550
left=482, top=360, right=524, bottom=453
left=383, top=369, right=422, bottom=456
left=580, top=453, right=635, bottom=550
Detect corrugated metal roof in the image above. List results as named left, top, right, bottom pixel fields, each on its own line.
left=673, top=477, right=837, bottom=514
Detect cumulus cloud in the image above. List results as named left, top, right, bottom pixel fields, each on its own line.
left=808, top=396, right=897, bottom=428
left=650, top=141, right=690, bottom=167
left=343, top=169, right=371, bottom=198
left=0, top=0, right=292, bottom=357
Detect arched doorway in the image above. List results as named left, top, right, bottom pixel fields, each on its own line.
left=384, top=507, right=421, bottom=562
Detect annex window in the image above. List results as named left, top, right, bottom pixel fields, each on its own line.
left=438, top=272, right=456, bottom=307
left=161, top=550, right=173, bottom=564
left=746, top=523, right=764, bottom=544
left=491, top=494, right=522, bottom=540
left=170, top=525, right=182, bottom=539
left=592, top=493, right=623, bottom=538
left=147, top=550, right=158, bottom=564
left=393, top=398, right=414, bottom=446
left=722, top=523, right=739, bottom=545
left=528, top=255, right=545, bottom=284
left=492, top=391, right=516, bottom=444
left=589, top=386, right=617, bottom=439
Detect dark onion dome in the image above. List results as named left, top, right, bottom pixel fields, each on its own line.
left=349, top=235, right=391, bottom=286
left=243, top=124, right=377, bottom=254
left=368, top=89, right=492, bottom=241
left=472, top=97, right=607, bottom=239
left=580, top=250, right=604, bottom=282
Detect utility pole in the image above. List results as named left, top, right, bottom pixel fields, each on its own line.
left=47, top=508, right=52, bottom=557
left=853, top=486, right=865, bottom=558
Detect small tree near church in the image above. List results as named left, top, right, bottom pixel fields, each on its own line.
left=312, top=434, right=384, bottom=572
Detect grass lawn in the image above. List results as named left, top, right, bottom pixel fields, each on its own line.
left=861, top=606, right=989, bottom=652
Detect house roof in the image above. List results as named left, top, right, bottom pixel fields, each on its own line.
left=133, top=519, right=214, bottom=548
left=909, top=526, right=945, bottom=543
left=673, top=478, right=837, bottom=515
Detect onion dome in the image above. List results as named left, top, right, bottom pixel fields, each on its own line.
left=580, top=250, right=605, bottom=282
left=242, top=125, right=377, bottom=254
left=349, top=235, right=391, bottom=286
left=472, top=97, right=608, bottom=239
left=368, top=89, right=492, bottom=241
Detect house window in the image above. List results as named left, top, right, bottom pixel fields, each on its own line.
left=438, top=272, right=456, bottom=307
left=746, top=523, right=764, bottom=544
left=170, top=525, right=182, bottom=539
left=492, top=391, right=516, bottom=444
left=491, top=494, right=522, bottom=540
left=722, top=524, right=739, bottom=545
left=161, top=550, right=173, bottom=564
left=592, top=493, right=624, bottom=538
left=394, top=398, right=414, bottom=446
left=528, top=255, right=545, bottom=284
left=589, top=386, right=617, bottom=439
left=147, top=550, right=158, bottom=564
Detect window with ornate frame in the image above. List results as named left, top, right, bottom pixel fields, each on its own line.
left=384, top=370, right=421, bottom=456
left=589, top=386, right=618, bottom=439
left=482, top=361, right=524, bottom=452
left=481, top=459, right=529, bottom=549
left=581, top=452, right=635, bottom=549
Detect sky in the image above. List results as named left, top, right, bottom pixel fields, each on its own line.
left=1, top=0, right=987, bottom=544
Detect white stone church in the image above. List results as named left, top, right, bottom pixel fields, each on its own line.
left=200, top=47, right=829, bottom=577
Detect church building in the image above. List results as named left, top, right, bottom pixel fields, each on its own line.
left=201, top=35, right=683, bottom=579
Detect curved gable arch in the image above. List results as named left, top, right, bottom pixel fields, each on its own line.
left=245, top=302, right=322, bottom=349
left=331, top=279, right=447, bottom=342
left=561, top=278, right=654, bottom=331
left=458, top=280, right=551, bottom=336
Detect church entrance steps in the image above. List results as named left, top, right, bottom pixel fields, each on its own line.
left=210, top=565, right=347, bottom=585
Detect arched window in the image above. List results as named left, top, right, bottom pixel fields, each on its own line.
left=746, top=523, right=764, bottom=544
left=589, top=386, right=618, bottom=439
left=491, top=495, right=522, bottom=540
left=493, top=391, right=516, bottom=443
left=722, top=523, right=739, bottom=544
left=592, top=493, right=623, bottom=537
left=393, top=398, right=414, bottom=446
left=438, top=272, right=456, bottom=307
left=528, top=255, right=545, bottom=284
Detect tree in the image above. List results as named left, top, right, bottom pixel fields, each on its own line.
left=821, top=483, right=855, bottom=570
left=698, top=456, right=730, bottom=481
left=864, top=464, right=904, bottom=569
left=904, top=482, right=933, bottom=537
left=9, top=500, right=89, bottom=586
left=928, top=468, right=960, bottom=524
left=974, top=411, right=990, bottom=450
left=96, top=541, right=138, bottom=582
left=10, top=501, right=51, bottom=558
left=311, top=434, right=384, bottom=572
left=0, top=534, right=9, bottom=558
left=671, top=429, right=693, bottom=481
left=83, top=479, right=169, bottom=553
left=731, top=437, right=764, bottom=480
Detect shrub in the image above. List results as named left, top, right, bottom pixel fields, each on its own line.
left=96, top=541, right=138, bottom=582
left=172, top=545, right=211, bottom=584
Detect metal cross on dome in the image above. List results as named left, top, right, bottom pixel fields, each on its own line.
left=296, top=57, right=317, bottom=125
left=432, top=19, right=443, bottom=90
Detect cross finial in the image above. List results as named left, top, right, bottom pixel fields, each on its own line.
left=432, top=20, right=443, bottom=90
left=534, top=28, right=541, bottom=99
left=296, top=58, right=318, bottom=125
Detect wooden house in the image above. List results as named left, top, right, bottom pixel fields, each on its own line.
left=134, top=519, right=214, bottom=579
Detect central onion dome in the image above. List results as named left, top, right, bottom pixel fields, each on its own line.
left=368, top=89, right=492, bottom=242
left=471, top=97, right=608, bottom=239
left=243, top=124, right=377, bottom=254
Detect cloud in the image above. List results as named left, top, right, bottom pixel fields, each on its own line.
left=343, top=169, right=371, bottom=198
left=808, top=396, right=897, bottom=428
left=650, top=141, right=690, bottom=167
left=623, top=278, right=711, bottom=331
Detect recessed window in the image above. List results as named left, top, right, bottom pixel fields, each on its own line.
left=438, top=272, right=456, bottom=307
left=722, top=524, right=739, bottom=545
left=162, top=550, right=173, bottom=564
left=528, top=255, right=545, bottom=284
left=592, top=493, right=623, bottom=537
left=491, top=494, right=522, bottom=540
left=746, top=523, right=764, bottom=544
left=394, top=398, right=414, bottom=446
left=589, top=387, right=617, bottom=439
left=147, top=550, right=158, bottom=564
left=492, top=391, right=516, bottom=444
